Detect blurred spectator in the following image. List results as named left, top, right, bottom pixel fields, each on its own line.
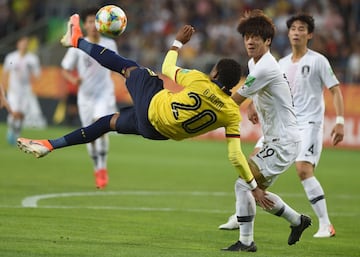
left=0, top=0, right=359, bottom=85
left=348, top=41, right=360, bottom=83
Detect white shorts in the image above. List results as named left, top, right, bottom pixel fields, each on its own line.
left=7, top=89, right=32, bottom=114
left=296, top=122, right=323, bottom=166
left=250, top=140, right=300, bottom=188
left=78, top=94, right=117, bottom=126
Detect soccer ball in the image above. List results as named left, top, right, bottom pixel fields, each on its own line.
left=95, top=5, right=127, bottom=37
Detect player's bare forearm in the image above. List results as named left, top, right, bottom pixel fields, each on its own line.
left=247, top=101, right=259, bottom=124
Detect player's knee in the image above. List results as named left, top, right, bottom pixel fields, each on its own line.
left=296, top=162, right=314, bottom=180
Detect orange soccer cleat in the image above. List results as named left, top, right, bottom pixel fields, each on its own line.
left=17, top=138, right=53, bottom=158
left=60, top=14, right=83, bottom=48
left=94, top=168, right=109, bottom=189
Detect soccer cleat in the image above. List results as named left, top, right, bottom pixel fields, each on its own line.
left=218, top=214, right=239, bottom=230
left=313, top=224, right=336, bottom=238
left=221, top=241, right=257, bottom=252
left=17, top=138, right=53, bottom=158
left=60, top=14, right=83, bottom=47
left=95, top=168, right=109, bottom=189
left=288, top=214, right=312, bottom=245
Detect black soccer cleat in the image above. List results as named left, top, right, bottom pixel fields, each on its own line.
left=221, top=241, right=257, bottom=252
left=288, top=214, right=312, bottom=245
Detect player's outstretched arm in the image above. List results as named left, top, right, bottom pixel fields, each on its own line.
left=162, top=25, right=195, bottom=79
left=171, top=25, right=195, bottom=51
left=329, top=85, right=344, bottom=145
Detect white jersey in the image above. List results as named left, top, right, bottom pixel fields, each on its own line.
left=3, top=50, right=41, bottom=94
left=237, top=51, right=299, bottom=144
left=61, top=36, right=118, bottom=103
left=278, top=49, right=339, bottom=126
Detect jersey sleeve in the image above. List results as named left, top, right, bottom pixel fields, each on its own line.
left=162, top=50, right=181, bottom=81
left=227, top=137, right=254, bottom=183
left=318, top=55, right=339, bottom=89
left=236, top=65, right=270, bottom=97
left=31, top=54, right=41, bottom=78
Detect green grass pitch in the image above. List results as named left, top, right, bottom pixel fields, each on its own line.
left=0, top=124, right=359, bottom=257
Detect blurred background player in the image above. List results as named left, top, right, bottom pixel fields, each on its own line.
left=277, top=13, right=344, bottom=238
left=219, top=13, right=344, bottom=239
left=60, top=7, right=118, bottom=189
left=1, top=36, right=41, bottom=145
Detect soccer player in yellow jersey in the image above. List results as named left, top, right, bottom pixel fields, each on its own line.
left=17, top=15, right=271, bottom=208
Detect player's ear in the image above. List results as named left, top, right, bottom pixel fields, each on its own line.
left=209, top=66, right=218, bottom=80
left=265, top=38, right=271, bottom=46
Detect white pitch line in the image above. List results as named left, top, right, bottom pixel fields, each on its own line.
left=21, top=190, right=359, bottom=209
left=21, top=191, right=234, bottom=208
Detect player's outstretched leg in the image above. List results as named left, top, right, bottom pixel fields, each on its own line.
left=17, top=114, right=115, bottom=158
left=17, top=138, right=53, bottom=158
left=288, top=214, right=312, bottom=245
left=60, top=14, right=83, bottom=47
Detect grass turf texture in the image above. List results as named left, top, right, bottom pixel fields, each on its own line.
left=0, top=123, right=359, bottom=257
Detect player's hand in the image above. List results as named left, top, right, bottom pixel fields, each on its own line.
left=251, top=187, right=274, bottom=210
left=331, top=123, right=344, bottom=146
left=175, top=25, right=195, bottom=45
left=247, top=101, right=259, bottom=124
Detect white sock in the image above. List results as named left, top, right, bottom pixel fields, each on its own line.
left=7, top=115, right=22, bottom=135
left=86, top=142, right=98, bottom=171
left=95, top=135, right=109, bottom=170
left=302, top=176, right=331, bottom=225
left=265, top=191, right=301, bottom=226
left=235, top=179, right=256, bottom=245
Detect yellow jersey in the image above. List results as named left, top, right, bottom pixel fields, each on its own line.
left=148, top=69, right=241, bottom=140
left=149, top=50, right=255, bottom=184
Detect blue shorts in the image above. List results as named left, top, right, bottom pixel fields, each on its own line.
left=115, top=68, right=168, bottom=140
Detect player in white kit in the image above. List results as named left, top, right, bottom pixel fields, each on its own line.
left=221, top=10, right=311, bottom=252
left=2, top=36, right=41, bottom=145
left=61, top=7, right=118, bottom=189
left=220, top=13, right=344, bottom=239
left=278, top=13, right=343, bottom=237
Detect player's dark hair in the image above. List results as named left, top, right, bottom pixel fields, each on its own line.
left=286, top=13, right=315, bottom=33
left=237, top=9, right=275, bottom=43
left=216, top=59, right=241, bottom=95
left=80, top=6, right=99, bottom=22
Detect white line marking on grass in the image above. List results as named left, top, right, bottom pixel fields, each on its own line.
left=21, top=191, right=234, bottom=208
left=21, top=190, right=359, bottom=208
